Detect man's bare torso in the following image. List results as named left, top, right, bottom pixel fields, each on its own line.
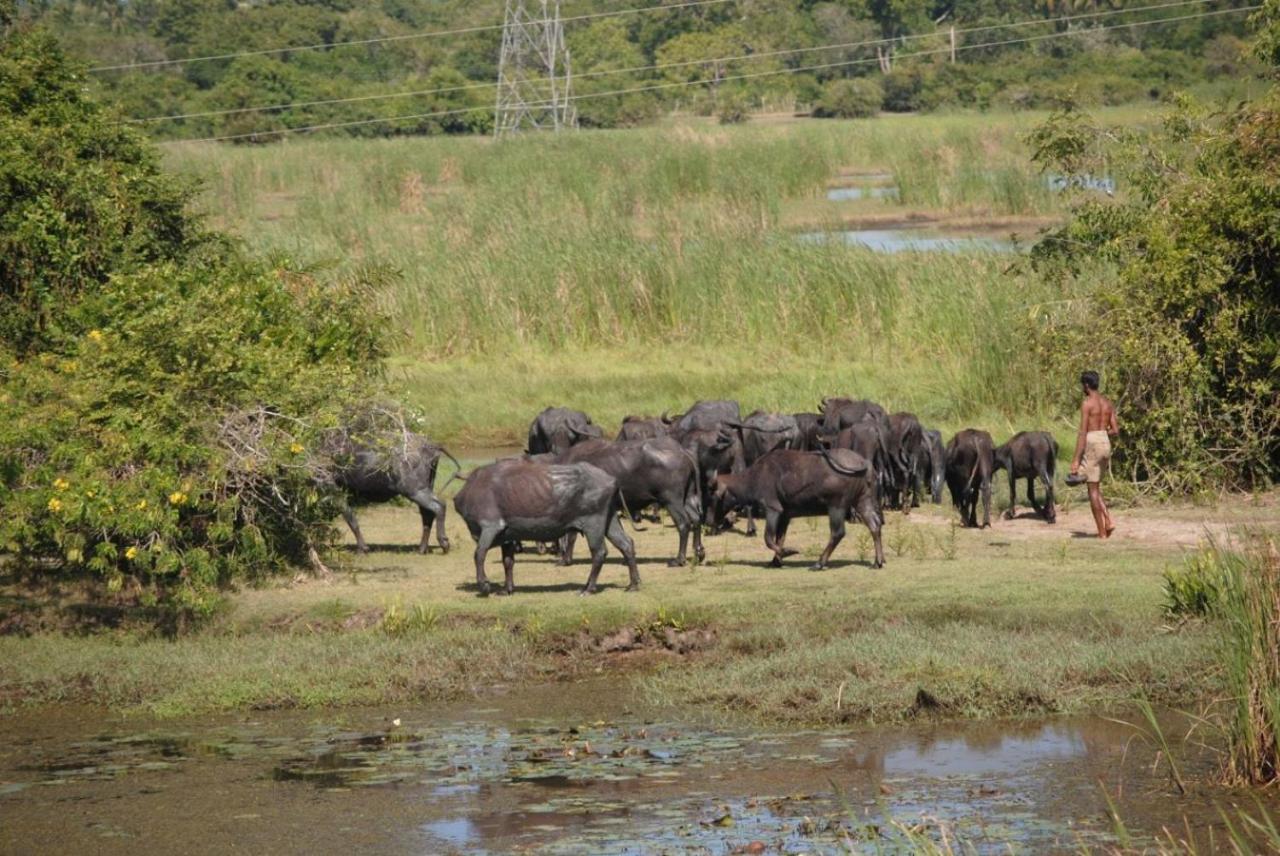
left=1081, top=393, right=1117, bottom=434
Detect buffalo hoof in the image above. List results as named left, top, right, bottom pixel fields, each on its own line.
left=1002, top=509, right=1016, bottom=521
left=625, top=583, right=640, bottom=593
left=745, top=527, right=757, bottom=537
left=667, top=558, right=686, bottom=568
left=439, top=538, right=451, bottom=553
left=355, top=545, right=370, bottom=555
left=769, top=556, right=783, bottom=568
left=695, top=548, right=706, bottom=563
left=578, top=586, right=599, bottom=597
left=556, top=558, right=573, bottom=568
left=477, top=584, right=491, bottom=598
left=809, top=562, right=827, bottom=571
left=496, top=587, right=513, bottom=597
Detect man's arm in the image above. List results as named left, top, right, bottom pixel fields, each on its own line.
left=1107, top=402, right=1119, bottom=437
left=1071, top=401, right=1088, bottom=473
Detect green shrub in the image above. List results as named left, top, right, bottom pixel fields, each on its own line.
left=1162, top=547, right=1226, bottom=618
left=0, top=22, right=393, bottom=623
left=812, top=78, right=882, bottom=119
left=716, top=90, right=751, bottom=125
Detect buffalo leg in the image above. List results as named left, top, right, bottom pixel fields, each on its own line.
left=764, top=508, right=785, bottom=567
left=775, top=515, right=797, bottom=558
left=813, top=506, right=847, bottom=570
left=340, top=502, right=369, bottom=553
left=910, top=457, right=923, bottom=508
left=980, top=476, right=992, bottom=529
left=1026, top=476, right=1042, bottom=517
left=1003, top=469, right=1018, bottom=520
left=746, top=504, right=756, bottom=538
left=606, top=514, right=641, bottom=592
left=666, top=496, right=691, bottom=567
left=500, top=542, right=517, bottom=595
left=858, top=499, right=885, bottom=568
left=473, top=526, right=500, bottom=596
left=1039, top=467, right=1056, bottom=523
left=410, top=490, right=450, bottom=554
left=558, top=532, right=577, bottom=567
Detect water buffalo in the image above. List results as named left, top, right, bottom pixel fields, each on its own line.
left=888, top=412, right=925, bottom=510
left=330, top=432, right=457, bottom=554
left=735, top=411, right=802, bottom=536
left=827, top=421, right=891, bottom=509
left=616, top=415, right=668, bottom=442
left=453, top=459, right=639, bottom=596
left=994, top=431, right=1058, bottom=523
left=527, top=407, right=602, bottom=456
left=917, top=428, right=946, bottom=504
left=945, top=429, right=995, bottom=528
left=555, top=437, right=704, bottom=566
left=819, top=397, right=895, bottom=493
left=792, top=413, right=824, bottom=451
left=673, top=400, right=741, bottom=434
left=711, top=448, right=884, bottom=569
left=676, top=424, right=743, bottom=530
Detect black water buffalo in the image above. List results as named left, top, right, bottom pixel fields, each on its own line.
left=711, top=448, right=884, bottom=569
left=818, top=397, right=890, bottom=437
left=616, top=415, right=668, bottom=442
left=556, top=437, right=704, bottom=566
left=453, top=459, right=639, bottom=596
left=917, top=428, right=946, bottom=504
left=735, top=411, right=802, bottom=535
left=888, top=412, right=925, bottom=510
left=994, top=431, right=1058, bottom=523
left=827, top=421, right=891, bottom=508
left=330, top=432, right=456, bottom=554
left=676, top=424, right=743, bottom=530
left=945, top=429, right=995, bottom=528
left=792, top=413, right=823, bottom=451
left=673, top=400, right=741, bottom=434
left=526, top=407, right=602, bottom=456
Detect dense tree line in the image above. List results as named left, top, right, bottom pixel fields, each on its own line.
left=14, top=0, right=1260, bottom=139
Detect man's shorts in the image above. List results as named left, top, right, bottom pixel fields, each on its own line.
left=1082, top=431, right=1111, bottom=483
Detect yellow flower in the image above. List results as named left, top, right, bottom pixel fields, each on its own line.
left=168, top=491, right=188, bottom=506
left=59, top=360, right=77, bottom=373
left=85, top=490, right=95, bottom=498
left=135, top=500, right=147, bottom=511
left=53, top=478, right=70, bottom=491
left=289, top=442, right=305, bottom=455
left=125, top=546, right=139, bottom=561
left=87, top=329, right=104, bottom=343
left=47, top=497, right=63, bottom=513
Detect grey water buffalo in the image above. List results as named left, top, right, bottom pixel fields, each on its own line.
left=330, top=432, right=458, bottom=554
left=917, top=428, right=946, bottom=504
left=452, top=459, right=639, bottom=596
left=994, top=431, right=1058, bottom=523
left=819, top=397, right=895, bottom=494
left=616, top=415, right=669, bottom=442
left=945, top=429, right=995, bottom=528
left=792, top=413, right=823, bottom=451
left=526, top=407, right=602, bottom=456
left=711, top=448, right=884, bottom=569
left=888, top=412, right=925, bottom=510
left=675, top=424, right=743, bottom=531
left=555, top=437, right=704, bottom=566
left=673, top=400, right=741, bottom=434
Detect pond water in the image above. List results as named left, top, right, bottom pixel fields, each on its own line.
left=797, top=228, right=1017, bottom=254
left=0, top=680, right=1264, bottom=854
left=826, top=186, right=900, bottom=202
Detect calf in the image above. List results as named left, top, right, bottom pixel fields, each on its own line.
left=945, top=429, right=995, bottom=528
left=453, top=459, right=638, bottom=596
left=711, top=448, right=884, bottom=569
left=330, top=432, right=456, bottom=554
left=556, top=437, right=704, bottom=566
left=994, top=431, right=1058, bottom=523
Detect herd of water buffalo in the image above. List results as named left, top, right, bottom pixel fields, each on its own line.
left=333, top=399, right=1060, bottom=596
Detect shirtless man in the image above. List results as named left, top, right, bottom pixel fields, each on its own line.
left=1070, top=370, right=1119, bottom=539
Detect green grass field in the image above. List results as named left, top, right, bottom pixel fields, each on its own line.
left=6, top=494, right=1276, bottom=722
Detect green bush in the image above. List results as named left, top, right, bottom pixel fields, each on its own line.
left=1027, top=95, right=1280, bottom=491
left=1162, top=547, right=1226, bottom=618
left=812, top=78, right=882, bottom=119
left=716, top=90, right=751, bottom=125
left=0, top=22, right=392, bottom=623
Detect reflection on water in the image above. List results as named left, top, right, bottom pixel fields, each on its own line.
left=0, top=687, right=1264, bottom=854
left=827, top=185, right=900, bottom=202
left=798, top=228, right=1016, bottom=254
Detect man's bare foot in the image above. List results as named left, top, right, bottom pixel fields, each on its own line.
left=1105, top=523, right=1116, bottom=539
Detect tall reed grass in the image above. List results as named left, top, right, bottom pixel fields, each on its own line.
left=162, top=112, right=1132, bottom=435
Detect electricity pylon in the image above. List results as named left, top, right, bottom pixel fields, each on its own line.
left=494, top=0, right=577, bottom=137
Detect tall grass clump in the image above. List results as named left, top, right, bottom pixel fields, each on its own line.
left=1214, top=535, right=1280, bottom=786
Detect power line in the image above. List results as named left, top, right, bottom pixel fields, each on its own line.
left=166, top=5, right=1256, bottom=145
left=88, top=0, right=733, bottom=73
left=128, top=0, right=1224, bottom=126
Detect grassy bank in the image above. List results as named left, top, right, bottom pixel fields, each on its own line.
left=7, top=498, right=1275, bottom=722
left=161, top=110, right=1149, bottom=443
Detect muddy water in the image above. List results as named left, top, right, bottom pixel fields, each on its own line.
left=0, top=681, right=1264, bottom=854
